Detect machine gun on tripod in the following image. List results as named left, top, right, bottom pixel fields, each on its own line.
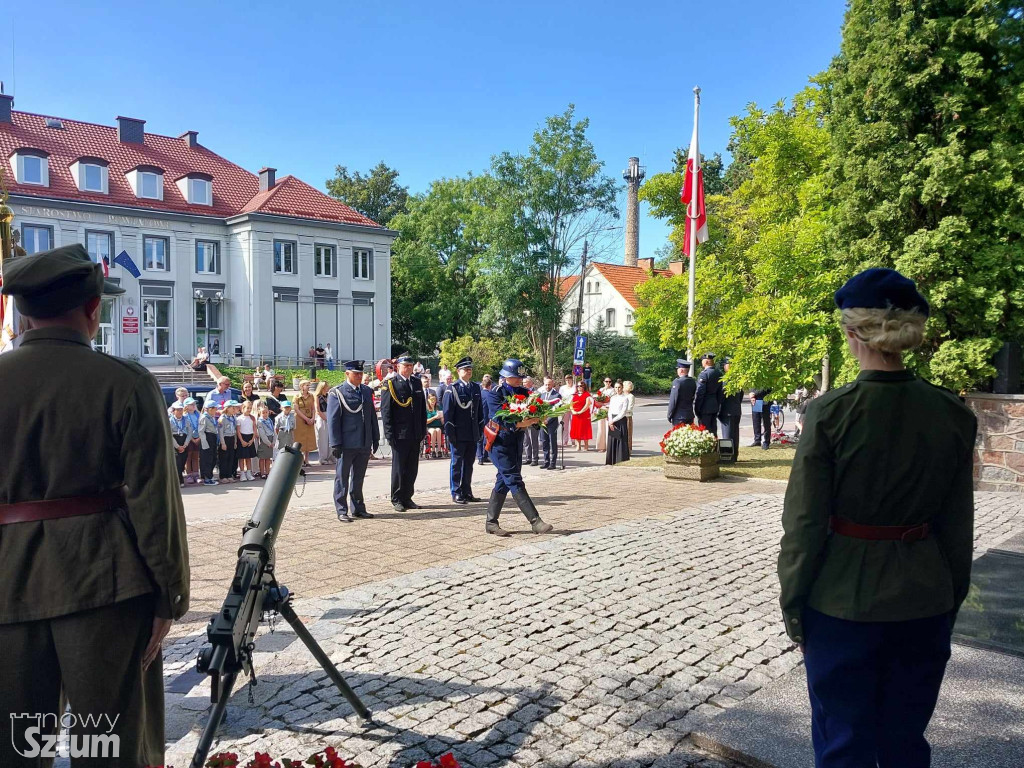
left=190, top=443, right=372, bottom=768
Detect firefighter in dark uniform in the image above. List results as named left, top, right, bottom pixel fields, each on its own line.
left=779, top=268, right=977, bottom=768
left=718, top=357, right=744, bottom=460
left=666, top=359, right=696, bottom=425
left=694, top=353, right=723, bottom=436
left=481, top=359, right=554, bottom=537
left=442, top=356, right=486, bottom=504
left=327, top=360, right=379, bottom=523
left=0, top=244, right=190, bottom=767
left=380, top=353, right=427, bottom=512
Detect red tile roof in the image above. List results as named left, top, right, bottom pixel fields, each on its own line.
left=560, top=262, right=673, bottom=308
left=0, top=110, right=382, bottom=228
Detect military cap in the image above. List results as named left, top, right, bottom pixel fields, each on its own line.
left=676, top=359, right=692, bottom=369
left=343, top=359, right=364, bottom=371
left=0, top=244, right=125, bottom=318
left=395, top=354, right=415, bottom=364
left=499, top=358, right=526, bottom=378
left=701, top=353, right=716, bottom=362
left=279, top=400, right=292, bottom=407
left=834, top=267, right=929, bottom=317
left=183, top=397, right=197, bottom=405
left=455, top=356, right=473, bottom=370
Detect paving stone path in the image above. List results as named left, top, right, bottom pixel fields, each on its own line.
left=163, top=491, right=1023, bottom=768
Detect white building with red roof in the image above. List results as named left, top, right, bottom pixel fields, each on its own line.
left=0, top=94, right=395, bottom=368
left=559, top=258, right=685, bottom=336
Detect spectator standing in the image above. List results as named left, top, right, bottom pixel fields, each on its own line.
left=205, top=376, right=232, bottom=414
left=265, top=380, right=285, bottom=418
left=274, top=400, right=296, bottom=459
left=413, top=361, right=425, bottom=376
left=605, top=382, right=630, bottom=465
left=184, top=397, right=201, bottom=484
left=538, top=376, right=562, bottom=469
left=779, top=268, right=976, bottom=767
left=293, top=380, right=317, bottom=466
left=750, top=388, right=773, bottom=450
left=558, top=374, right=576, bottom=447
left=315, top=343, right=326, bottom=369
left=314, top=380, right=335, bottom=466
left=435, top=370, right=454, bottom=405
left=521, top=376, right=541, bottom=466
left=596, top=377, right=615, bottom=451
left=218, top=400, right=240, bottom=483
left=622, top=380, right=636, bottom=452
left=168, top=403, right=193, bottom=486
left=437, top=362, right=451, bottom=386
left=570, top=381, right=594, bottom=451
left=236, top=400, right=257, bottom=481
left=325, top=342, right=335, bottom=370
left=240, top=379, right=260, bottom=405
left=256, top=404, right=275, bottom=478
left=477, top=374, right=494, bottom=465
left=168, top=386, right=189, bottom=415
left=582, top=362, right=593, bottom=391
left=198, top=402, right=221, bottom=485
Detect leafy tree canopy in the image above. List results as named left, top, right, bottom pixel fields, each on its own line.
left=325, top=161, right=409, bottom=226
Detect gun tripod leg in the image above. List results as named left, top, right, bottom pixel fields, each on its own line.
left=277, top=599, right=373, bottom=723
left=190, top=670, right=239, bottom=768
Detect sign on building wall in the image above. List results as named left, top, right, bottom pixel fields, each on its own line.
left=122, top=305, right=139, bottom=334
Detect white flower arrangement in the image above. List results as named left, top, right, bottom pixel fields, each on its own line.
left=660, top=423, right=719, bottom=458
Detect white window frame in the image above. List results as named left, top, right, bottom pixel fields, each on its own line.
left=196, top=240, right=220, bottom=275
left=606, top=308, right=616, bottom=327
left=19, top=154, right=48, bottom=186
left=352, top=248, right=372, bottom=280
left=139, top=171, right=161, bottom=199
left=142, top=297, right=172, bottom=357
left=93, top=296, right=118, bottom=355
left=21, top=224, right=53, bottom=254
left=626, top=310, right=635, bottom=326
left=314, top=244, right=336, bottom=278
left=143, top=235, right=170, bottom=271
left=188, top=177, right=212, bottom=206
left=274, top=240, right=297, bottom=275
left=82, top=163, right=104, bottom=192
left=85, top=230, right=114, bottom=268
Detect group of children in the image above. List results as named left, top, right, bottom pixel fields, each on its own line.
left=167, top=387, right=299, bottom=487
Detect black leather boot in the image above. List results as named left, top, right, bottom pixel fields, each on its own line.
left=511, top=489, right=553, bottom=534
left=485, top=489, right=511, bottom=536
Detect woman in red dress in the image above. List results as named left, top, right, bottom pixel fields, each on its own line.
left=569, top=380, right=594, bottom=451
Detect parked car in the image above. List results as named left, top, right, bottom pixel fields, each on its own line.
left=161, top=383, right=242, bottom=410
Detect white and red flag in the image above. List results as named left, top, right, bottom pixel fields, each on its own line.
left=680, top=120, right=708, bottom=258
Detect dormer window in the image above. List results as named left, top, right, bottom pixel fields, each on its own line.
left=176, top=174, right=212, bottom=206
left=71, top=157, right=109, bottom=194
left=127, top=166, right=164, bottom=200
left=11, top=150, right=50, bottom=186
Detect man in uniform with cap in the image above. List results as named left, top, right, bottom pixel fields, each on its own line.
left=328, top=360, right=379, bottom=523
left=442, top=356, right=486, bottom=504
left=0, top=244, right=190, bottom=767
left=717, top=357, right=744, bottom=460
left=380, top=353, right=427, bottom=512
left=667, top=359, right=696, bottom=426
left=694, top=353, right=724, bottom=436
left=481, top=359, right=554, bottom=536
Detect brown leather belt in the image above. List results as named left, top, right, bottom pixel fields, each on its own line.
left=830, top=515, right=929, bottom=543
left=0, top=489, right=125, bottom=526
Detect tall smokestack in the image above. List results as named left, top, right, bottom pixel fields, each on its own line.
left=622, top=156, right=645, bottom=267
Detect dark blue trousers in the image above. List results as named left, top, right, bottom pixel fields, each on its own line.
left=449, top=440, right=476, bottom=498
left=476, top=436, right=489, bottom=463
left=334, top=448, right=370, bottom=517
left=803, top=607, right=952, bottom=768
left=540, top=417, right=559, bottom=467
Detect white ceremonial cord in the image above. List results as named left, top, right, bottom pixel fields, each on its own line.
left=449, top=383, right=473, bottom=410
left=332, top=383, right=364, bottom=414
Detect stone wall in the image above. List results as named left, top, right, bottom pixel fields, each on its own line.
left=968, top=393, right=1024, bottom=492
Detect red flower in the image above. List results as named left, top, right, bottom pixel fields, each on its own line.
left=528, top=405, right=537, bottom=414
left=416, top=762, right=434, bottom=768
left=514, top=394, right=527, bottom=401
left=697, top=425, right=706, bottom=431
left=439, top=755, right=461, bottom=768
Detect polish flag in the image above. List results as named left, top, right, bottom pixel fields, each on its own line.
left=680, top=122, right=708, bottom=258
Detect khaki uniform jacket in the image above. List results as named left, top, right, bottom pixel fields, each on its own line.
left=778, top=369, right=976, bottom=643
left=0, top=327, right=190, bottom=623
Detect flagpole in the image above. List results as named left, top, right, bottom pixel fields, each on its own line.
left=686, top=85, right=701, bottom=374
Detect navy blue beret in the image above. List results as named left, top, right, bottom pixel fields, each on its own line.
left=834, top=268, right=929, bottom=317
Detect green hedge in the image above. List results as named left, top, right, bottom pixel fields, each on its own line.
left=217, top=366, right=350, bottom=389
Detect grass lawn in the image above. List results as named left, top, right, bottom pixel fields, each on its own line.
left=623, top=445, right=796, bottom=482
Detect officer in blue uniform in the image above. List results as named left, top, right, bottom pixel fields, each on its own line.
left=442, top=356, right=486, bottom=504
left=694, top=353, right=723, bottom=436
left=327, top=360, right=380, bottom=522
left=667, top=359, right=696, bottom=425
left=481, top=359, right=554, bottom=537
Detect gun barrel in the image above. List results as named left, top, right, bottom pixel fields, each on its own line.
left=240, top=442, right=303, bottom=558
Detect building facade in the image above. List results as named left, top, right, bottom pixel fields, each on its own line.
left=559, top=259, right=682, bottom=336
left=1, top=97, right=395, bottom=368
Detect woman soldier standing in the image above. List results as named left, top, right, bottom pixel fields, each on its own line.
left=778, top=268, right=977, bottom=768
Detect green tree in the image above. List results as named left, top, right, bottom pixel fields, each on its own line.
left=475, top=106, right=620, bottom=375
left=828, top=0, right=1024, bottom=390
left=438, top=335, right=505, bottom=376
left=325, top=161, right=409, bottom=226
left=389, top=177, right=486, bottom=355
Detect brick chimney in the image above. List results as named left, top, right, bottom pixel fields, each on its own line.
left=669, top=260, right=685, bottom=276
left=637, top=257, right=655, bottom=272
left=0, top=92, right=12, bottom=123
left=180, top=130, right=199, bottom=148
left=259, top=167, right=277, bottom=192
left=117, top=116, right=146, bottom=144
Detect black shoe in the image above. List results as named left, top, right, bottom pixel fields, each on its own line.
left=337, top=513, right=354, bottom=523
left=353, top=509, right=375, bottom=519
left=405, top=500, right=422, bottom=510
left=463, top=493, right=484, bottom=502
left=762, top=444, right=770, bottom=450
left=477, top=459, right=485, bottom=465
left=392, top=502, right=406, bottom=512
left=453, top=495, right=467, bottom=505
left=749, top=441, right=761, bottom=447
left=530, top=460, right=539, bottom=466
left=482, top=458, right=491, bottom=464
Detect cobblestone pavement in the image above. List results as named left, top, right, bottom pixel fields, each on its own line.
left=162, top=491, right=1023, bottom=768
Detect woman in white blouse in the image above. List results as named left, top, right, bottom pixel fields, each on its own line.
left=605, top=382, right=630, bottom=465
left=622, top=380, right=636, bottom=452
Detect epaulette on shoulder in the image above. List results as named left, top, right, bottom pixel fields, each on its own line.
left=918, top=377, right=967, bottom=405
left=808, top=380, right=860, bottom=412
left=98, top=351, right=149, bottom=378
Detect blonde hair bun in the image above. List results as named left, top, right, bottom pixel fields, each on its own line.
left=841, top=307, right=926, bottom=354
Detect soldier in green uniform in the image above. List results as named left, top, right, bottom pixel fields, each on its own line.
left=0, top=244, right=190, bottom=767
left=778, top=268, right=976, bottom=768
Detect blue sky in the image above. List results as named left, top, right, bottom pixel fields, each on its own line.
left=2, top=1, right=845, bottom=264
